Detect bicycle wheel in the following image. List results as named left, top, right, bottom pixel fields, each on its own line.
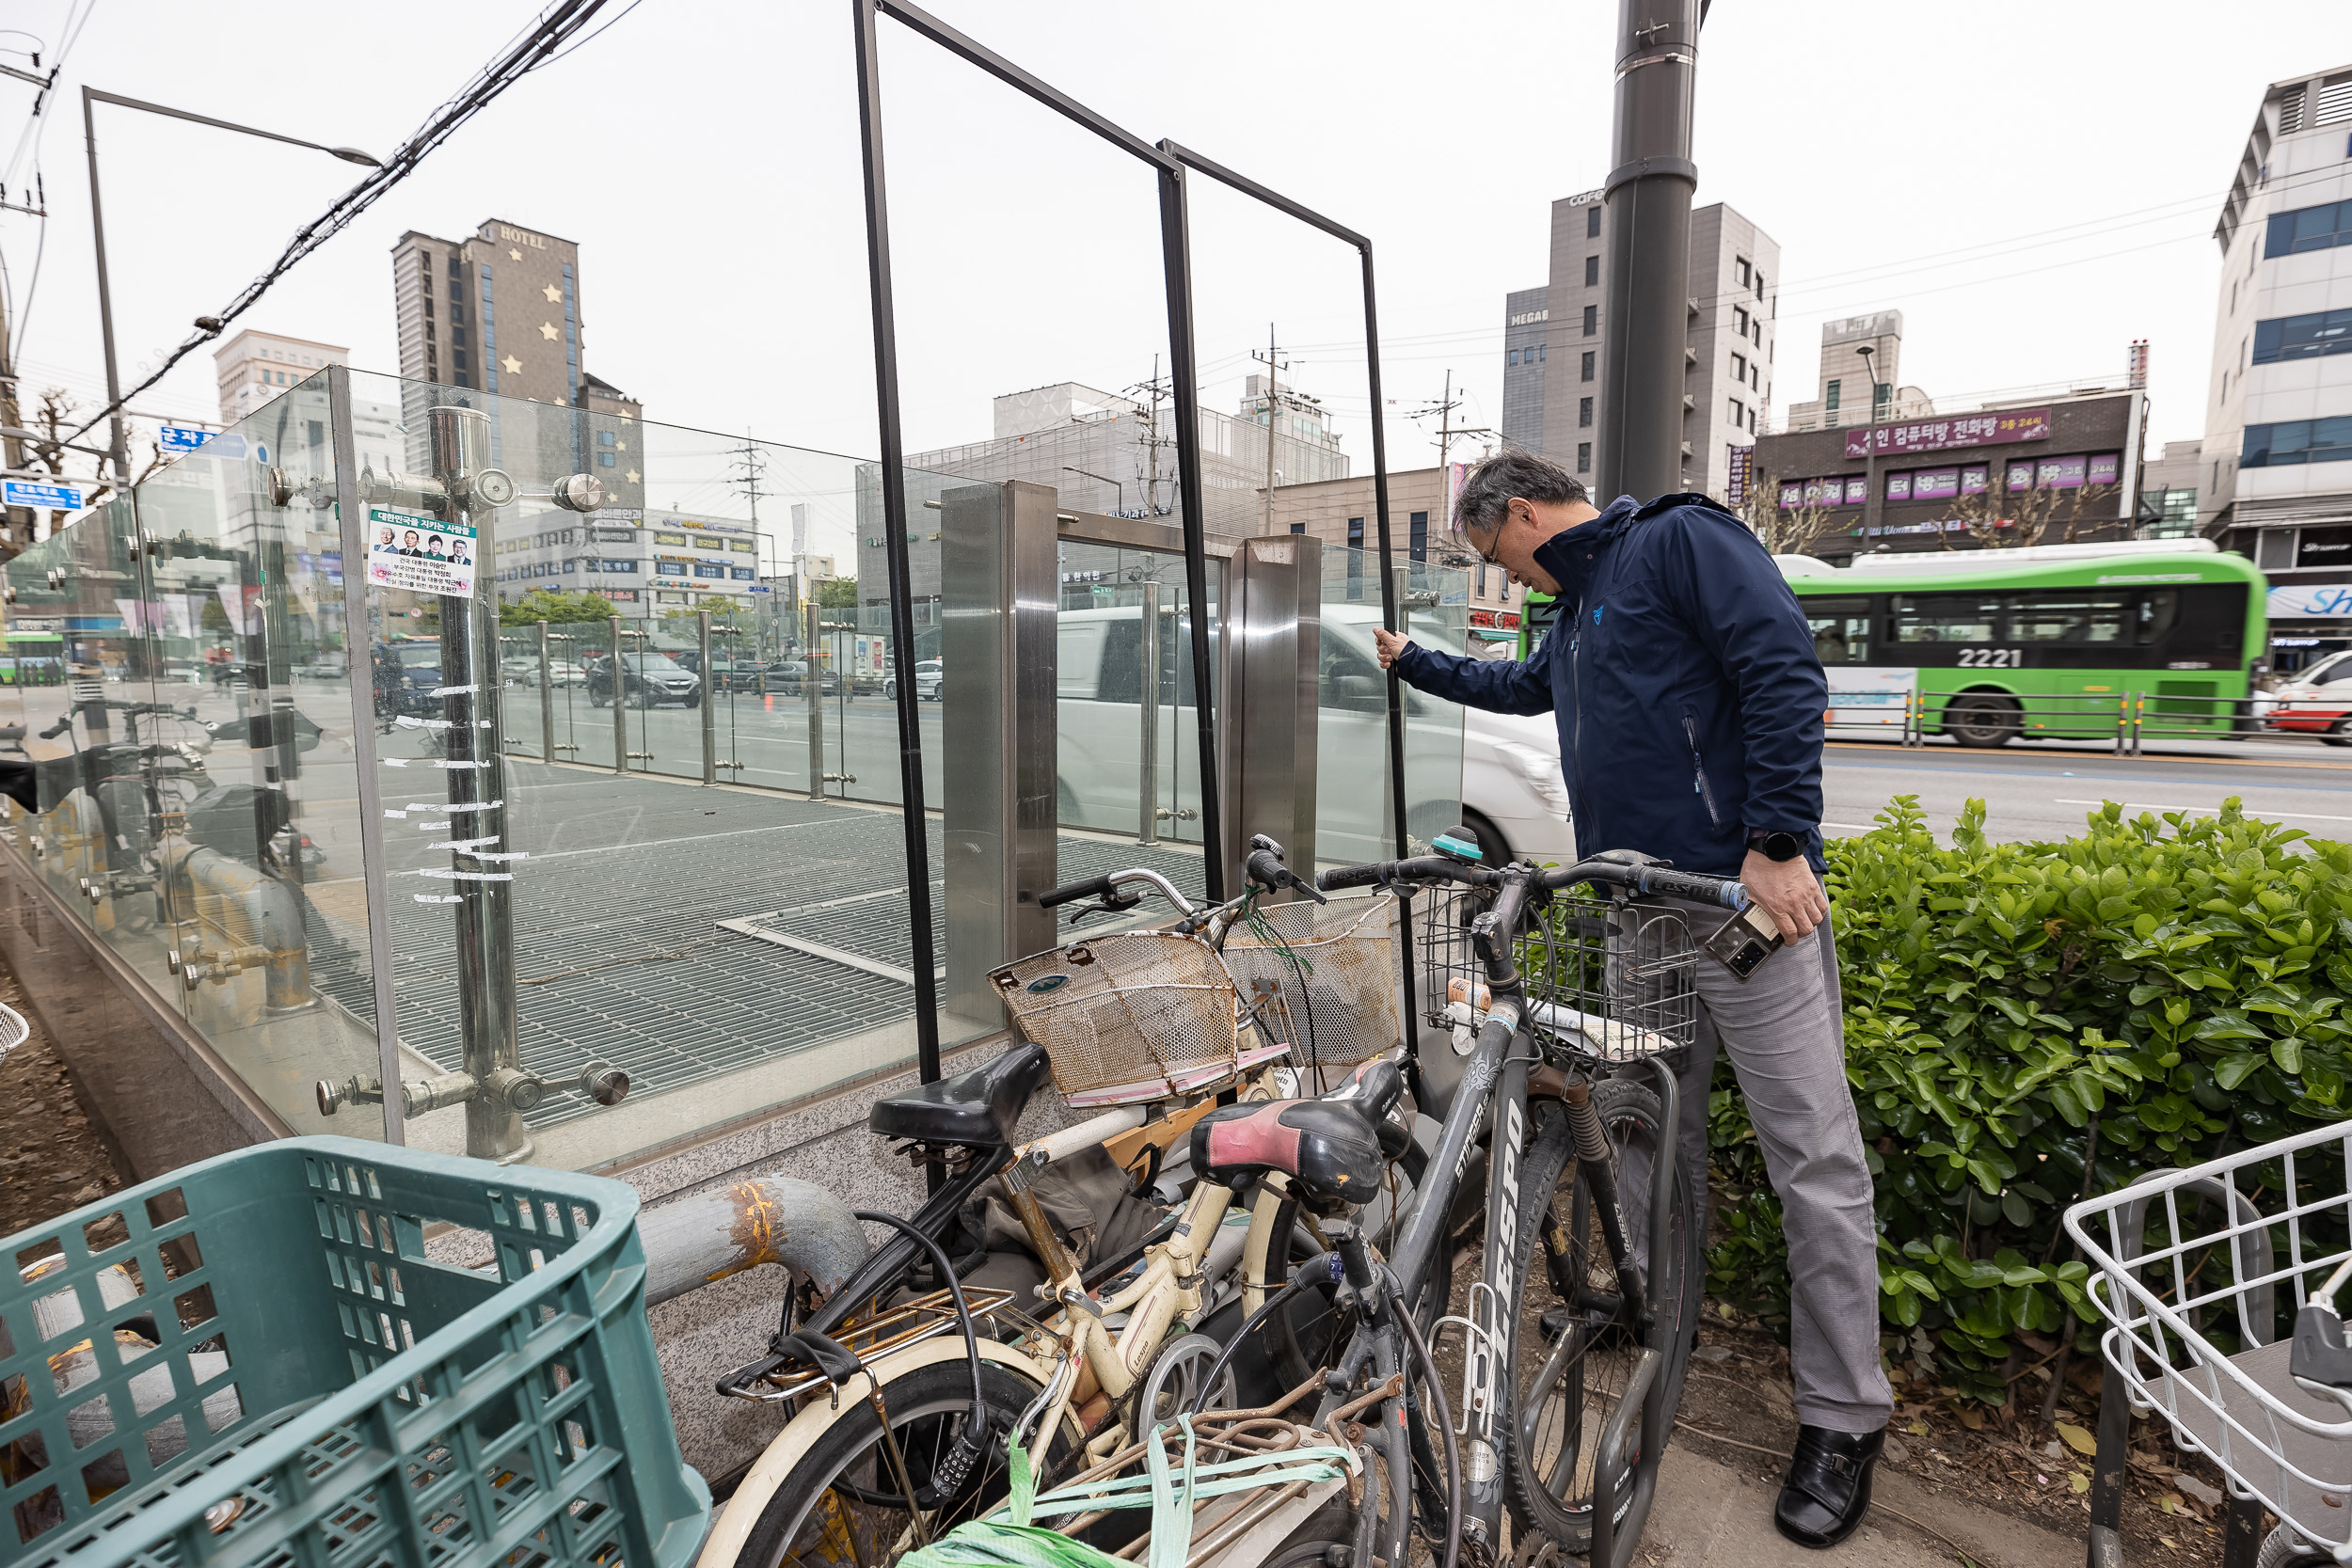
left=1497, top=1078, right=1701, bottom=1549
left=735, top=1359, right=1068, bottom=1568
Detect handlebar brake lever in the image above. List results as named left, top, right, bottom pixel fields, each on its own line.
left=1065, top=892, right=1144, bottom=926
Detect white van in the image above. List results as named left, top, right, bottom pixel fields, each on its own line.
left=1054, top=601, right=1574, bottom=870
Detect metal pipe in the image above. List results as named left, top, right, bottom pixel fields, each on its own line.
left=851, top=0, right=946, bottom=1087
left=638, top=1175, right=871, bottom=1307
left=81, top=89, right=132, bottom=487
left=1597, top=0, right=1700, bottom=504
left=431, top=404, right=532, bottom=1164
left=609, top=613, right=627, bottom=775
left=1137, top=580, right=1160, bottom=845
left=537, top=619, right=555, bottom=765
left=164, top=843, right=313, bottom=1010
left=699, top=609, right=717, bottom=785
left=805, top=600, right=825, bottom=800
left=1153, top=151, right=1223, bottom=901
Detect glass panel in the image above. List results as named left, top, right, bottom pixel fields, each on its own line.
left=2009, top=594, right=2129, bottom=644
left=1893, top=594, right=2002, bottom=644
left=1803, top=597, right=1873, bottom=664
left=1053, top=539, right=1217, bottom=858
left=349, top=369, right=971, bottom=1168
left=1315, top=547, right=1468, bottom=873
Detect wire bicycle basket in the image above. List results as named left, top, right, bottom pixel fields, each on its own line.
left=1220, top=893, right=1404, bottom=1094
left=1419, top=886, right=1698, bottom=1063
left=990, top=929, right=1292, bottom=1107
left=2064, top=1120, right=2352, bottom=1560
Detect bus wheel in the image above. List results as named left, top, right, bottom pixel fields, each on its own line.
left=1947, top=693, right=2021, bottom=748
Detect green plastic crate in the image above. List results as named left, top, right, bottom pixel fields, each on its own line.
left=0, top=1136, right=708, bottom=1568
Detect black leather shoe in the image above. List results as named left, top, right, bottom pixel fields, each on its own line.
left=1773, top=1424, right=1884, bottom=1549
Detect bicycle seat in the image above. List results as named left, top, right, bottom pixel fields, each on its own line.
left=1189, top=1058, right=1405, bottom=1205
left=868, top=1041, right=1052, bottom=1148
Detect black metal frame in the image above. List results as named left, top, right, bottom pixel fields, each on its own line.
left=850, top=0, right=1411, bottom=1082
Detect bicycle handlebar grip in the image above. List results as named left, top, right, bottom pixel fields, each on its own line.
left=1315, top=863, right=1391, bottom=893
left=1038, top=873, right=1116, bottom=910
left=37, top=716, right=72, bottom=740
left=1636, top=867, right=1750, bottom=910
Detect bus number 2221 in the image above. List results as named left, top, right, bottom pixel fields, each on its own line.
left=1956, top=648, right=2023, bottom=668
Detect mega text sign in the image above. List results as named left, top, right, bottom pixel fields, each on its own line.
left=1846, top=407, right=2051, bottom=458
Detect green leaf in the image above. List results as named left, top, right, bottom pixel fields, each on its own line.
left=2216, top=1053, right=2265, bottom=1090
left=2273, top=1037, right=2305, bottom=1076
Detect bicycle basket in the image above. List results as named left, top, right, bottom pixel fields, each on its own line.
left=1521, top=895, right=1698, bottom=1061
left=991, top=930, right=1286, bottom=1106
left=2063, top=1121, right=2352, bottom=1556
left=1221, top=894, right=1404, bottom=1093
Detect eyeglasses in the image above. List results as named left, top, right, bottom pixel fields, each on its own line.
left=1454, top=505, right=1516, bottom=565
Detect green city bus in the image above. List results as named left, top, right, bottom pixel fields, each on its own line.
left=1519, top=541, right=2265, bottom=747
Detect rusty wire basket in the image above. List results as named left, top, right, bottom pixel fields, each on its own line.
left=990, top=930, right=1290, bottom=1107
left=1221, top=894, right=1405, bottom=1094
left=1420, top=888, right=1698, bottom=1063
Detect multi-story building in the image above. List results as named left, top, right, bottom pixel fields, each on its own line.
left=901, top=376, right=1350, bottom=543
left=1505, top=195, right=1779, bottom=500
left=1752, top=387, right=2144, bottom=562
left=391, top=219, right=644, bottom=607
left=212, top=329, right=401, bottom=475
left=1500, top=288, right=1550, bottom=453
left=1263, top=467, right=1523, bottom=657
left=1779, top=312, right=1935, bottom=433
left=2139, top=438, right=2204, bottom=539
left=2198, top=63, right=2352, bottom=658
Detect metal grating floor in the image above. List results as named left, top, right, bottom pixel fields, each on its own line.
left=312, top=765, right=1212, bottom=1129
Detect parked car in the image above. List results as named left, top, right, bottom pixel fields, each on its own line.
left=584, top=652, right=702, bottom=709
left=1052, top=602, right=1574, bottom=869
left=882, top=659, right=944, bottom=702
left=2264, top=650, right=2352, bottom=745
left=706, top=658, right=770, bottom=694
left=761, top=660, right=841, bottom=697
left=501, top=654, right=594, bottom=689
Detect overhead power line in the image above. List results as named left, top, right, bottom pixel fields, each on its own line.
left=68, top=0, right=623, bottom=446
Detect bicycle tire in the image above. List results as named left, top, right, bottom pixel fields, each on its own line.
left=2257, top=1522, right=2335, bottom=1568
left=734, top=1359, right=1069, bottom=1568
left=1496, top=1079, right=1701, bottom=1549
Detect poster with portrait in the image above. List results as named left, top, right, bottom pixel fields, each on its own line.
left=367, top=506, right=479, bottom=598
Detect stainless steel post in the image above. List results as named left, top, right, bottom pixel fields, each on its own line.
left=428, top=404, right=532, bottom=1164
left=699, top=609, right=717, bottom=785
left=609, top=614, right=627, bottom=774
left=805, top=600, right=826, bottom=801
left=537, top=619, right=554, bottom=763
left=1137, top=579, right=1161, bottom=846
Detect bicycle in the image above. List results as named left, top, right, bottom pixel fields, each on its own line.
left=1169, top=837, right=1740, bottom=1568
left=700, top=841, right=1396, bottom=1568
left=2066, top=1119, right=2352, bottom=1568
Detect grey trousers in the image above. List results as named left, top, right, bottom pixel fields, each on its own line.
left=1684, top=907, right=1882, bottom=1438
left=1627, top=902, right=1894, bottom=1434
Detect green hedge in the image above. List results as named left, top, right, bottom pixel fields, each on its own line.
left=1703, top=795, right=2352, bottom=1403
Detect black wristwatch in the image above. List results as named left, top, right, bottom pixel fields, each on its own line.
left=1748, top=829, right=1804, bottom=863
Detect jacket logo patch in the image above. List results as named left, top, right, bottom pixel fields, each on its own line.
left=1593, top=604, right=1605, bottom=626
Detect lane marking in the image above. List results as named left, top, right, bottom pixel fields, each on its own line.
left=2054, top=799, right=2352, bottom=826
left=1821, top=822, right=1881, bottom=832
left=1827, top=741, right=2352, bottom=773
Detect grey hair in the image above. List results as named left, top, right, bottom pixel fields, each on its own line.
left=1450, top=451, right=1590, bottom=536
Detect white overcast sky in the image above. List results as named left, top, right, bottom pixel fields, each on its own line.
left=3, top=0, right=2345, bottom=560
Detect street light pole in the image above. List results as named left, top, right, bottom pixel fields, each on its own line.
left=1855, top=341, right=1879, bottom=544
left=1060, top=465, right=1125, bottom=517
left=81, top=86, right=382, bottom=487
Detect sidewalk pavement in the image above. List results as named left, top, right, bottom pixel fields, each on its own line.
left=1636, top=1436, right=2082, bottom=1567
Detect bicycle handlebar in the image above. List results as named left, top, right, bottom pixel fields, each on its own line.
left=1316, top=853, right=1748, bottom=911
left=1038, top=867, right=1200, bottom=917
left=1037, top=873, right=1114, bottom=910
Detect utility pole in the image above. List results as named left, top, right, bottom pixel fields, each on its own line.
left=728, top=431, right=768, bottom=528
left=1251, top=324, right=1289, bottom=534
left=1125, top=354, right=1172, bottom=516
left=0, top=280, right=25, bottom=553
left=1597, top=0, right=1702, bottom=504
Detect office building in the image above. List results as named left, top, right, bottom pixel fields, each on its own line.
left=2197, top=62, right=2352, bottom=657
left=1779, top=312, right=1934, bottom=433
left=1504, top=196, right=1779, bottom=500
left=2139, top=439, right=2203, bottom=538
left=212, top=330, right=401, bottom=477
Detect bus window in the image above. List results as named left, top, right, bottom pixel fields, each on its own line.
left=2136, top=590, right=2179, bottom=645
left=2010, top=593, right=2129, bottom=644
left=1892, top=595, right=2002, bottom=644
left=1804, top=596, right=1872, bottom=664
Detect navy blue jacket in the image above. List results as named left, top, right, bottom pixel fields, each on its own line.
left=1394, top=493, right=1827, bottom=877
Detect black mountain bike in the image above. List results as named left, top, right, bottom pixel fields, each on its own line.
left=1183, top=840, right=1740, bottom=1568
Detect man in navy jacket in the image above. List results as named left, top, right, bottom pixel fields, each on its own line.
left=1375, top=451, right=1892, bottom=1549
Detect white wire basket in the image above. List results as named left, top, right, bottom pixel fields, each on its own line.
left=2064, top=1120, right=2352, bottom=1559
left=0, top=1002, right=25, bottom=1060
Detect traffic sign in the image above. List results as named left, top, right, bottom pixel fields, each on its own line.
left=159, top=425, right=215, bottom=453
left=4, top=479, right=87, bottom=511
